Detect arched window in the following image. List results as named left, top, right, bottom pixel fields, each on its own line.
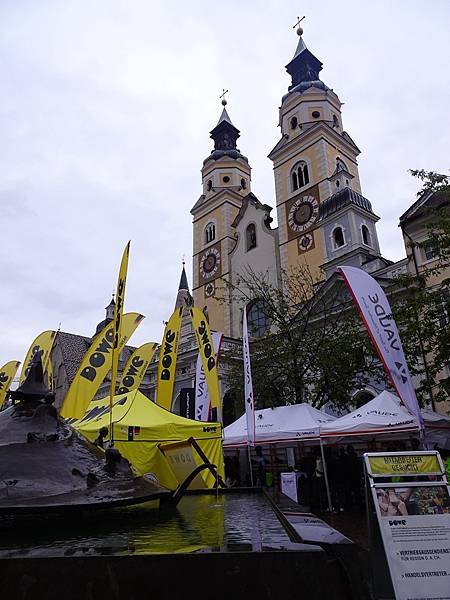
left=207, top=180, right=212, bottom=191
left=246, top=300, right=271, bottom=338
left=291, top=161, right=310, bottom=192
left=351, top=389, right=376, bottom=408
left=290, top=116, right=298, bottom=129
left=246, top=223, right=257, bottom=251
left=361, top=224, right=371, bottom=246
left=336, top=157, right=348, bottom=171
left=333, top=226, right=345, bottom=249
left=204, top=222, right=216, bottom=244
left=241, top=178, right=247, bottom=190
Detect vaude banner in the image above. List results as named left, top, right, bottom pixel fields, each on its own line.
left=338, top=265, right=423, bottom=429
left=243, top=308, right=255, bottom=446
left=194, top=331, right=223, bottom=421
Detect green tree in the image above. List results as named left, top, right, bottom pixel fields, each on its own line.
left=391, top=170, right=450, bottom=407
left=220, top=264, right=386, bottom=418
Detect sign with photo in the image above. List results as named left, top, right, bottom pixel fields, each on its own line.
left=365, top=452, right=450, bottom=600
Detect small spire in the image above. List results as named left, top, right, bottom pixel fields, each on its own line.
left=285, top=17, right=327, bottom=93
left=175, top=261, right=191, bottom=309
left=178, top=261, right=189, bottom=292
left=105, top=293, right=115, bottom=311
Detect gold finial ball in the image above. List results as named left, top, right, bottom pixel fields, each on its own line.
left=221, top=98, right=227, bottom=106
left=297, top=25, right=303, bottom=36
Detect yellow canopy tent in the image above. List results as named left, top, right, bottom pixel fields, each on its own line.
left=74, top=390, right=224, bottom=491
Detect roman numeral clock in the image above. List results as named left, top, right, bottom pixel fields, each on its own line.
left=199, top=244, right=222, bottom=290
left=286, top=192, right=320, bottom=254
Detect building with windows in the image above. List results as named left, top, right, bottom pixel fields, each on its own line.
left=49, top=26, right=448, bottom=420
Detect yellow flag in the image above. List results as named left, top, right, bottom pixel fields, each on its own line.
left=60, top=312, right=144, bottom=419
left=0, top=360, right=21, bottom=409
left=20, top=330, right=56, bottom=385
left=110, top=241, right=131, bottom=407
left=117, top=341, right=158, bottom=395
left=156, top=306, right=183, bottom=410
left=190, top=307, right=221, bottom=412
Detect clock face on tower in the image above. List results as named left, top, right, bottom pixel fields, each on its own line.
left=288, top=195, right=319, bottom=233
left=199, top=247, right=221, bottom=281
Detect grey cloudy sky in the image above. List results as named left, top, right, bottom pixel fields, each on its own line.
left=1, top=0, right=449, bottom=370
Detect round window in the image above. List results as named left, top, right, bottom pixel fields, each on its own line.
left=223, top=176, right=230, bottom=183
left=312, top=111, right=320, bottom=118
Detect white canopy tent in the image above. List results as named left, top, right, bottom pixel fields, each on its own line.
left=319, top=390, right=419, bottom=441
left=422, top=407, right=450, bottom=450
left=223, top=403, right=336, bottom=447
left=320, top=390, right=450, bottom=449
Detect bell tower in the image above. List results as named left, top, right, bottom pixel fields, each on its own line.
left=269, top=21, right=363, bottom=280
left=191, top=94, right=251, bottom=335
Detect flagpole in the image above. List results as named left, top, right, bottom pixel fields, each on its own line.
left=247, top=444, right=254, bottom=487
left=243, top=307, right=256, bottom=485
left=109, top=345, right=115, bottom=447
left=320, top=438, right=333, bottom=513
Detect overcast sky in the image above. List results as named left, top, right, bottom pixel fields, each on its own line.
left=1, top=0, right=449, bottom=370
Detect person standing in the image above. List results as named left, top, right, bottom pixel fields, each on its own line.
left=254, top=445, right=267, bottom=487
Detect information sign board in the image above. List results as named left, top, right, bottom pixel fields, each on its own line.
left=365, top=452, right=450, bottom=600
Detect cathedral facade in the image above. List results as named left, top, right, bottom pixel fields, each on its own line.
left=48, top=28, right=448, bottom=420
left=191, top=28, right=400, bottom=343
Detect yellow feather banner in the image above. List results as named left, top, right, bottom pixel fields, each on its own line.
left=117, top=341, right=158, bottom=395
left=0, top=360, right=21, bottom=409
left=156, top=306, right=183, bottom=410
left=19, top=330, right=56, bottom=387
left=60, top=312, right=144, bottom=419
left=190, top=307, right=221, bottom=413
left=110, top=241, right=130, bottom=409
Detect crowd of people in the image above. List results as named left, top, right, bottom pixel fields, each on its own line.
left=223, top=438, right=450, bottom=516
left=295, top=445, right=364, bottom=513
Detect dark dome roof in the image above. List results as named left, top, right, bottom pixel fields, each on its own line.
left=203, top=148, right=248, bottom=165
left=319, top=187, right=374, bottom=221
left=282, top=80, right=329, bottom=102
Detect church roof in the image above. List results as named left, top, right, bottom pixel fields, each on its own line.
left=216, top=107, right=233, bottom=126
left=105, top=297, right=115, bottom=311
left=175, top=263, right=193, bottom=309
left=319, top=187, right=374, bottom=221
left=284, top=32, right=329, bottom=96
left=398, top=191, right=448, bottom=226
left=203, top=106, right=248, bottom=165
left=178, top=264, right=189, bottom=291
left=231, top=193, right=274, bottom=228
left=57, top=331, right=137, bottom=387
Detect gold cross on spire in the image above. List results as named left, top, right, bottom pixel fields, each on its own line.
left=219, top=88, right=229, bottom=106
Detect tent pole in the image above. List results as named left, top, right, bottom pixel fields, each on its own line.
left=247, top=444, right=254, bottom=487
left=320, top=438, right=333, bottom=513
